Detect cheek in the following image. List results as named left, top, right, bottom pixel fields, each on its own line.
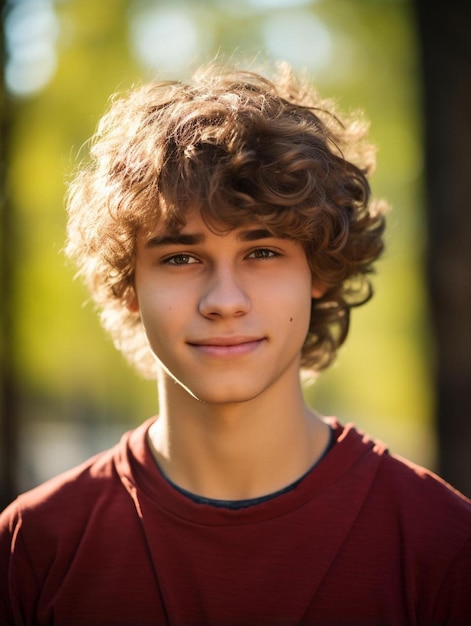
left=137, top=283, right=176, bottom=319
left=137, top=293, right=168, bottom=339
left=276, top=287, right=312, bottom=335
left=297, top=293, right=314, bottom=333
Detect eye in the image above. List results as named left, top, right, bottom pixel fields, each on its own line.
left=164, top=254, right=199, bottom=265
left=247, top=248, right=279, bottom=259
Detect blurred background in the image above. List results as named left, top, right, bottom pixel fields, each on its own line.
left=1, top=0, right=470, bottom=508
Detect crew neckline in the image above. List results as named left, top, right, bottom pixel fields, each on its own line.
left=115, top=417, right=385, bottom=526
left=161, top=426, right=336, bottom=509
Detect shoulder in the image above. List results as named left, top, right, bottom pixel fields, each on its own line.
left=0, top=429, right=143, bottom=612
left=334, top=421, right=470, bottom=552
left=0, top=424, right=150, bottom=623
left=1, top=444, right=119, bottom=536
left=337, top=421, right=470, bottom=519
left=377, top=449, right=470, bottom=522
left=338, top=423, right=471, bottom=598
left=0, top=419, right=154, bottom=541
left=0, top=414, right=148, bottom=538
left=362, top=435, right=471, bottom=565
left=378, top=453, right=471, bottom=619
left=330, top=422, right=471, bottom=621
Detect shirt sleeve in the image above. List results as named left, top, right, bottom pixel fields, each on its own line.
left=0, top=501, right=19, bottom=624
left=431, top=535, right=471, bottom=625
left=0, top=500, right=39, bottom=626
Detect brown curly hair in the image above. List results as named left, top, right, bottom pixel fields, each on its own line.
left=65, top=61, right=387, bottom=379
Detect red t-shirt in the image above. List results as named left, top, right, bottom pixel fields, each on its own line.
left=1, top=418, right=470, bottom=625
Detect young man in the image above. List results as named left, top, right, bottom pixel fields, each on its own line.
left=1, top=62, right=470, bottom=625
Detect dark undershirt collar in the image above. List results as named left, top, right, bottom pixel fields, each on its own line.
left=163, top=426, right=336, bottom=510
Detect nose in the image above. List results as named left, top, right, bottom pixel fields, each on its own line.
left=198, top=266, right=251, bottom=319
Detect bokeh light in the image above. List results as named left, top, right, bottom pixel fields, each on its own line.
left=4, top=0, right=59, bottom=97
left=261, top=11, right=332, bottom=71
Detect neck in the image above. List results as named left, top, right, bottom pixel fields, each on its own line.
left=148, top=369, right=330, bottom=501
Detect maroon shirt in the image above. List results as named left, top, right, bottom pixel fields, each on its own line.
left=1, top=418, right=470, bottom=625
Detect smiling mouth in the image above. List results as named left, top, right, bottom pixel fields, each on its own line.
left=188, top=337, right=265, bottom=357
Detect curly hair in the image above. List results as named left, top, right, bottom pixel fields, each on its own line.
left=65, top=61, right=387, bottom=379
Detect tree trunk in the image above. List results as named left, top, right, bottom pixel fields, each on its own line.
left=415, top=0, right=471, bottom=496
left=0, top=0, right=19, bottom=510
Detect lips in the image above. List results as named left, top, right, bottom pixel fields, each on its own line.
left=188, top=336, right=265, bottom=357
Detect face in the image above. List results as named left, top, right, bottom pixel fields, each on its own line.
left=132, top=210, right=322, bottom=406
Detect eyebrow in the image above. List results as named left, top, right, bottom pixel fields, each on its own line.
left=145, top=228, right=276, bottom=248
left=145, top=233, right=205, bottom=248
left=237, top=228, right=275, bottom=242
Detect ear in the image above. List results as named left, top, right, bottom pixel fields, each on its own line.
left=311, top=281, right=327, bottom=299
left=126, top=288, right=140, bottom=313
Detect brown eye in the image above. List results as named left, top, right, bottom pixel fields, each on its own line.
left=248, top=249, right=278, bottom=259
left=165, top=254, right=198, bottom=265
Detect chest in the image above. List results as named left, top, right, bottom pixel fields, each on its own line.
left=33, top=505, right=414, bottom=625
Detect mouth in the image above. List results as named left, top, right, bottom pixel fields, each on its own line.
left=187, top=336, right=266, bottom=357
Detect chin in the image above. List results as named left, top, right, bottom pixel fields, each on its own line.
left=184, top=382, right=267, bottom=406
